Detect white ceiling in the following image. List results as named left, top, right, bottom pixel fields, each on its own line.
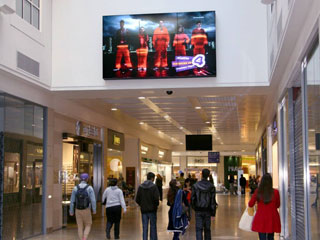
left=70, top=88, right=271, bottom=152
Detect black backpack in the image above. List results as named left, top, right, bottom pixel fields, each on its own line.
left=195, top=188, right=211, bottom=209
left=75, top=185, right=90, bottom=210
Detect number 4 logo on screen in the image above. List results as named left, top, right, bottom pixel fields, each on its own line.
left=192, top=54, right=206, bottom=68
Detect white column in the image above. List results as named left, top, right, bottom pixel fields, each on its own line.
left=267, top=125, right=273, bottom=174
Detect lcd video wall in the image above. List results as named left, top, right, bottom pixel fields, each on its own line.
left=103, top=11, right=216, bottom=79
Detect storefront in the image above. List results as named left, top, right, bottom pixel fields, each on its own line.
left=0, top=93, right=46, bottom=240
left=61, top=123, right=103, bottom=226
left=105, top=129, right=125, bottom=181
left=140, top=143, right=171, bottom=187
left=277, top=38, right=320, bottom=240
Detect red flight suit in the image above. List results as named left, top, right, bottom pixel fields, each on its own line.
left=191, top=28, right=208, bottom=56
left=153, top=27, right=170, bottom=68
left=136, top=33, right=149, bottom=69
left=115, top=28, right=132, bottom=69
left=173, top=33, right=190, bottom=56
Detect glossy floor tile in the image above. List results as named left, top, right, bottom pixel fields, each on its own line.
left=31, top=194, right=281, bottom=240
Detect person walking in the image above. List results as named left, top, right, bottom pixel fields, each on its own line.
left=69, top=173, right=96, bottom=240
left=229, top=175, right=237, bottom=195
left=167, top=179, right=189, bottom=240
left=135, top=172, right=160, bottom=240
left=177, top=171, right=185, bottom=189
left=102, top=178, right=127, bottom=239
left=240, top=174, right=247, bottom=195
left=156, top=174, right=163, bottom=201
left=183, top=178, right=192, bottom=221
left=191, top=169, right=217, bottom=240
left=248, top=173, right=281, bottom=240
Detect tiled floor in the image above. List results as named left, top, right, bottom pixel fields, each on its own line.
left=31, top=194, right=280, bottom=240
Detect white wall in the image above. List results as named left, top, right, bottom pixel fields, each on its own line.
left=0, top=0, right=52, bottom=88
left=51, top=0, right=268, bottom=90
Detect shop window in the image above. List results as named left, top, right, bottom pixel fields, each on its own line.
left=16, top=0, right=40, bottom=29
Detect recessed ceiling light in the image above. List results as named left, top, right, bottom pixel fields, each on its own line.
left=205, top=121, right=210, bottom=124
left=158, top=130, right=162, bottom=133
left=164, top=115, right=169, bottom=119
left=111, top=108, right=118, bottom=111
left=179, top=127, right=183, bottom=130
left=138, top=97, right=146, bottom=100
left=241, top=150, right=246, bottom=152
left=180, top=142, right=183, bottom=145
left=195, top=106, right=201, bottom=110
left=139, top=122, right=144, bottom=125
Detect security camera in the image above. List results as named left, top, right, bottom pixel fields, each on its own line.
left=166, top=90, right=173, bottom=95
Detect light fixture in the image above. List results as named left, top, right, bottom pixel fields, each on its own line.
left=164, top=115, right=169, bottom=119
left=180, top=143, right=183, bottom=145
left=261, top=0, right=276, bottom=4
left=195, top=106, right=201, bottom=110
left=138, top=96, right=146, bottom=100
left=139, top=122, right=144, bottom=125
left=179, top=127, right=183, bottom=130
left=205, top=121, right=210, bottom=124
left=158, top=130, right=162, bottom=134
left=111, top=108, right=118, bottom=111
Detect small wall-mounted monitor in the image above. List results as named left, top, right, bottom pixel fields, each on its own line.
left=186, top=135, right=212, bottom=151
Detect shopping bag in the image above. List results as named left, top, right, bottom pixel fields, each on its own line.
left=238, top=207, right=255, bottom=232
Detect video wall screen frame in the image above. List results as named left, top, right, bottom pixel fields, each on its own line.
left=103, top=11, right=216, bottom=80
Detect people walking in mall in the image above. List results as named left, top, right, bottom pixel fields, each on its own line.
left=191, top=169, right=217, bottom=240
left=156, top=174, right=163, bottom=201
left=177, top=171, right=185, bottom=189
left=229, top=174, right=237, bottom=195
left=183, top=178, right=192, bottom=221
left=69, top=173, right=96, bottom=240
left=135, top=172, right=160, bottom=240
left=248, top=173, right=281, bottom=240
left=167, top=179, right=189, bottom=240
left=240, top=174, right=247, bottom=195
left=102, top=178, right=127, bottom=239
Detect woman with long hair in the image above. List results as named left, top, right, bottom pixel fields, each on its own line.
left=102, top=178, right=127, bottom=239
left=248, top=173, right=281, bottom=240
left=167, top=179, right=189, bottom=240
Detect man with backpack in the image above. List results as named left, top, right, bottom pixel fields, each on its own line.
left=191, top=169, right=217, bottom=240
left=70, top=173, right=96, bottom=240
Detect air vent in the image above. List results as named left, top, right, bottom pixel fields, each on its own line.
left=17, top=52, right=40, bottom=77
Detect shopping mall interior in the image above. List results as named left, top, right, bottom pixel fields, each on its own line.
left=0, top=0, right=320, bottom=240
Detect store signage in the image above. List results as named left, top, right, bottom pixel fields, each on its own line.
left=194, top=159, right=205, bottom=164
left=107, top=129, right=125, bottom=151
left=208, top=152, right=220, bottom=163
left=113, top=135, right=121, bottom=146
left=76, top=121, right=101, bottom=139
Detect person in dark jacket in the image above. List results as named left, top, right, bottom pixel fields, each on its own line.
left=156, top=174, right=163, bottom=201
left=240, top=174, right=247, bottom=195
left=167, top=179, right=189, bottom=240
left=136, top=172, right=160, bottom=240
left=191, top=169, right=217, bottom=240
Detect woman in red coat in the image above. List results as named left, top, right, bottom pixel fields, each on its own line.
left=248, top=173, right=281, bottom=240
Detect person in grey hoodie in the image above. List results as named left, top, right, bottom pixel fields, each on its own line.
left=102, top=178, right=127, bottom=239
left=135, top=172, right=160, bottom=240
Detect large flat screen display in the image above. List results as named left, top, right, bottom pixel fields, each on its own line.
left=103, top=11, right=216, bottom=79
left=186, top=135, right=212, bottom=151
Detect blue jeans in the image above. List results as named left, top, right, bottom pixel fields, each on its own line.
left=142, top=212, right=158, bottom=240
left=173, top=232, right=180, bottom=240
left=258, top=233, right=274, bottom=240
left=195, top=211, right=211, bottom=240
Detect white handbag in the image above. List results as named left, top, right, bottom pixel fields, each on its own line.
left=238, top=207, right=255, bottom=232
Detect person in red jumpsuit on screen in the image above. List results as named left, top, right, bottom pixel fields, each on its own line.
left=153, top=20, right=170, bottom=70
left=191, top=21, right=208, bottom=56
left=173, top=25, right=190, bottom=56
left=136, top=27, right=149, bottom=71
left=114, top=20, right=132, bottom=71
